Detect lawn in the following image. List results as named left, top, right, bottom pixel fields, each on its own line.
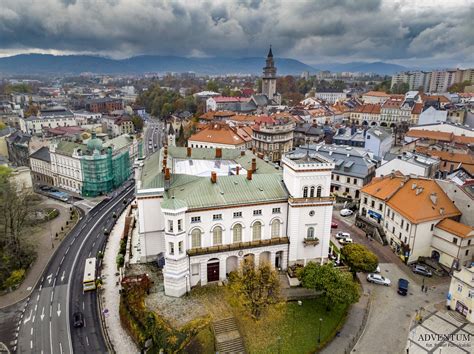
left=236, top=297, right=349, bottom=354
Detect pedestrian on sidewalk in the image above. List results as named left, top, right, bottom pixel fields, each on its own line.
left=421, top=284, right=425, bottom=292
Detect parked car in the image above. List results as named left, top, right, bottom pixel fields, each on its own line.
left=367, top=273, right=391, bottom=286
left=397, top=278, right=409, bottom=296
left=412, top=265, right=433, bottom=277
left=340, top=209, right=354, bottom=217
left=339, top=237, right=353, bottom=245
left=331, top=220, right=338, bottom=228
left=335, top=232, right=351, bottom=240
left=73, top=312, right=84, bottom=328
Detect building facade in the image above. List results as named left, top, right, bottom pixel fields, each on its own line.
left=447, top=266, right=474, bottom=323
left=252, top=116, right=295, bottom=162
left=135, top=147, right=335, bottom=297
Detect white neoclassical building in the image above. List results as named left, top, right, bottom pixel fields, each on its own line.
left=136, top=146, right=335, bottom=297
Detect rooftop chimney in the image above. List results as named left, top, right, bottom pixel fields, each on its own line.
left=164, top=168, right=170, bottom=181
left=430, top=192, right=437, bottom=205
left=416, top=187, right=423, bottom=196
left=211, top=171, right=217, bottom=184
left=411, top=182, right=417, bottom=190
left=187, top=147, right=192, bottom=157
left=236, top=166, right=240, bottom=175
left=252, top=158, right=257, bottom=172
left=216, top=148, right=222, bottom=159
left=247, top=169, right=253, bottom=180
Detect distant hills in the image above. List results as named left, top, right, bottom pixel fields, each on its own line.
left=316, top=61, right=409, bottom=75
left=0, top=54, right=411, bottom=76
left=0, top=54, right=317, bottom=76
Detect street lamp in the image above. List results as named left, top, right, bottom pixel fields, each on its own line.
left=318, top=317, right=323, bottom=344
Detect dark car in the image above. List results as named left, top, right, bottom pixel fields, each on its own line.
left=412, top=265, right=433, bottom=277
left=73, top=312, right=84, bottom=328
left=397, top=278, right=409, bottom=296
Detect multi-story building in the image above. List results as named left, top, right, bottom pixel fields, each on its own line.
left=135, top=146, right=335, bottom=297
left=252, top=116, right=295, bottom=162
left=364, top=127, right=393, bottom=159
left=315, top=90, right=347, bottom=104
left=5, top=130, right=31, bottom=167
left=19, top=115, right=78, bottom=135
left=102, top=115, right=134, bottom=137
left=376, top=152, right=440, bottom=178
left=361, top=91, right=390, bottom=105
left=73, top=110, right=102, bottom=125
left=391, top=68, right=473, bottom=93
left=447, top=266, right=474, bottom=323
left=188, top=124, right=246, bottom=150
left=349, top=104, right=381, bottom=125
left=85, top=98, right=123, bottom=113
left=432, top=219, right=473, bottom=269
left=29, top=146, right=54, bottom=186
left=359, top=174, right=462, bottom=263
left=298, top=145, right=376, bottom=200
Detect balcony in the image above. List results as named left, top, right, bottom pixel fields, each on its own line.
left=303, top=237, right=320, bottom=247
left=288, top=196, right=335, bottom=205
left=187, top=237, right=289, bottom=257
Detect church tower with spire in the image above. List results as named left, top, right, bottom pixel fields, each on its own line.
left=261, top=46, right=279, bottom=104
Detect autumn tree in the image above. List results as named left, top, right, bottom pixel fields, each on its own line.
left=206, top=80, right=219, bottom=92
left=229, top=258, right=280, bottom=319
left=298, top=262, right=359, bottom=310
left=131, top=115, right=144, bottom=132
left=448, top=80, right=471, bottom=93
left=340, top=243, right=379, bottom=278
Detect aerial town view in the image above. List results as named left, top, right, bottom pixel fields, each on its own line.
left=0, top=1, right=473, bottom=353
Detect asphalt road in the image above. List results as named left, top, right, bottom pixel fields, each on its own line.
left=13, top=183, right=135, bottom=354
left=144, top=119, right=163, bottom=156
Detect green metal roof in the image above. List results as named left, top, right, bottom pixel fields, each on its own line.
left=103, top=134, right=134, bottom=152
left=161, top=197, right=187, bottom=210
left=166, top=173, right=287, bottom=210
left=56, top=141, right=86, bottom=156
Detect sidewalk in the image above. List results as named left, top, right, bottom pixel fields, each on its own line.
left=321, top=274, right=371, bottom=354
left=0, top=199, right=74, bottom=309
left=100, top=206, right=139, bottom=353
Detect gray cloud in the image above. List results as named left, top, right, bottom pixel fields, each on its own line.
left=0, top=0, right=472, bottom=67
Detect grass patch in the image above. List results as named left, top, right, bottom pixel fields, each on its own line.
left=183, top=325, right=215, bottom=354
left=237, top=297, right=348, bottom=354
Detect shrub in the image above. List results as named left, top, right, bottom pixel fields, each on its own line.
left=116, top=254, right=124, bottom=269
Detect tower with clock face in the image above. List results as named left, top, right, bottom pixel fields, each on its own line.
left=282, top=151, right=335, bottom=265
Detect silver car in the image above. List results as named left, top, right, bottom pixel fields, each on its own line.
left=367, top=273, right=391, bottom=286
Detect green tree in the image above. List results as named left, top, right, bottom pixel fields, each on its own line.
left=448, top=80, right=471, bottom=93
left=0, top=122, right=6, bottom=131
left=131, top=115, right=144, bottom=132
left=177, top=124, right=185, bottom=146
left=229, top=259, right=280, bottom=319
left=298, top=262, right=359, bottom=310
left=391, top=82, right=410, bottom=94
left=206, top=80, right=219, bottom=92
left=340, top=244, right=379, bottom=277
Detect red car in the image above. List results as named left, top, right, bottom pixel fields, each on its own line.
left=331, top=220, right=338, bottom=228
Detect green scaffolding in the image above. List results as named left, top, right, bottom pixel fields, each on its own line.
left=81, top=148, right=131, bottom=197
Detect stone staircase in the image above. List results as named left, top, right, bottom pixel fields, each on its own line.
left=448, top=310, right=469, bottom=324
left=213, top=317, right=246, bottom=353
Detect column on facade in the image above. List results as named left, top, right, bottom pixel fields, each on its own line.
left=200, top=261, right=207, bottom=286
left=254, top=252, right=260, bottom=267
left=270, top=251, right=276, bottom=269
left=219, top=256, right=226, bottom=281
left=281, top=248, right=288, bottom=270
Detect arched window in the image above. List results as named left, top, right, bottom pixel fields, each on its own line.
left=316, top=186, right=322, bottom=198
left=252, top=221, right=262, bottom=241
left=233, top=224, right=242, bottom=243
left=191, top=229, right=201, bottom=248
left=310, top=186, right=315, bottom=197
left=213, top=226, right=222, bottom=246
left=271, top=219, right=280, bottom=238
left=307, top=227, right=315, bottom=239
left=303, top=186, right=308, bottom=198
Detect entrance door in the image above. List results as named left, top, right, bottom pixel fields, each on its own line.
left=275, top=252, right=281, bottom=269
left=207, top=261, right=219, bottom=282
left=455, top=301, right=468, bottom=317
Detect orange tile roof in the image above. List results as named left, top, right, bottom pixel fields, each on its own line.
left=382, top=99, right=402, bottom=109
left=435, top=219, right=474, bottom=238
left=412, top=103, right=423, bottom=115
left=406, top=129, right=453, bottom=142
left=199, top=111, right=235, bottom=120
left=453, top=135, right=474, bottom=145
left=355, top=103, right=382, bottom=114
left=363, top=91, right=390, bottom=97
left=361, top=174, right=461, bottom=224
left=360, top=174, right=406, bottom=201
left=188, top=124, right=244, bottom=146
left=386, top=178, right=461, bottom=224
left=416, top=148, right=474, bottom=165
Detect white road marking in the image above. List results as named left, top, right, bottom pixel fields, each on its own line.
left=50, top=292, right=54, bottom=302
left=34, top=304, right=37, bottom=312
left=82, top=301, right=84, bottom=310
left=40, top=307, right=45, bottom=321
left=86, top=336, right=89, bottom=346
left=39, top=285, right=42, bottom=291
left=31, top=328, right=33, bottom=335
left=23, top=310, right=32, bottom=324
left=30, top=340, right=33, bottom=349
left=49, top=321, right=53, bottom=354
left=32, top=315, right=35, bottom=323
left=57, top=303, right=61, bottom=317
left=92, top=241, right=95, bottom=247
left=36, top=294, right=40, bottom=301
left=47, top=274, right=52, bottom=284
left=65, top=247, right=69, bottom=255
left=88, top=251, right=91, bottom=257
left=52, top=278, right=56, bottom=288
left=60, top=342, right=63, bottom=354
left=61, top=271, right=66, bottom=282
left=49, top=306, right=52, bottom=317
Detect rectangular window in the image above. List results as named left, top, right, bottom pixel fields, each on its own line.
left=364, top=197, right=367, bottom=205
left=379, top=203, right=383, bottom=211
left=233, top=211, right=242, bottom=218
left=272, top=207, right=281, bottom=214
left=191, top=216, right=201, bottom=223
left=336, top=175, right=340, bottom=181
left=392, top=226, right=395, bottom=233
left=253, top=210, right=262, bottom=216
left=452, top=237, right=458, bottom=245
left=401, top=220, right=404, bottom=228
left=168, top=220, right=173, bottom=232
left=465, top=249, right=469, bottom=256
left=430, top=224, right=434, bottom=231
left=178, top=219, right=183, bottom=232
left=213, top=214, right=222, bottom=221
left=404, top=237, right=407, bottom=244
left=191, top=264, right=199, bottom=276
left=178, top=241, right=183, bottom=254
left=406, top=223, right=409, bottom=232
left=169, top=242, right=174, bottom=255
left=371, top=201, right=375, bottom=208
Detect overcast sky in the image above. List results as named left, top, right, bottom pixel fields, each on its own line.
left=0, top=0, right=472, bottom=68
